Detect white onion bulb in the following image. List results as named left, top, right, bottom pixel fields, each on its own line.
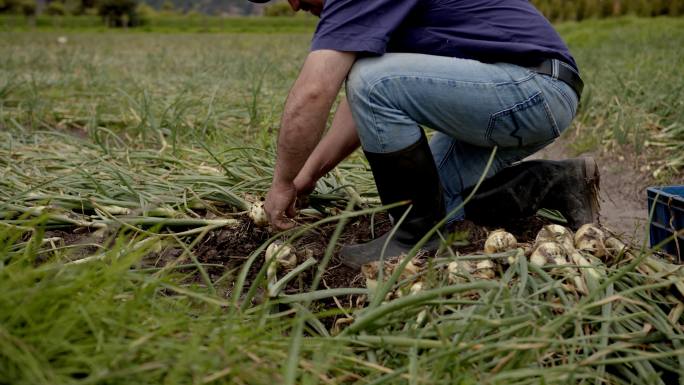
left=484, top=230, right=518, bottom=254
left=248, top=202, right=268, bottom=227
left=574, top=224, right=606, bottom=257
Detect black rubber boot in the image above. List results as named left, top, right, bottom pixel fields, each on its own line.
left=340, top=134, right=446, bottom=269
left=463, top=158, right=600, bottom=230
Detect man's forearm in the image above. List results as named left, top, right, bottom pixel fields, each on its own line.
left=272, top=88, right=331, bottom=185
left=295, top=97, right=361, bottom=189
left=272, top=50, right=356, bottom=186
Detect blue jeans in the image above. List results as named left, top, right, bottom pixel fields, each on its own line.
left=346, top=53, right=579, bottom=223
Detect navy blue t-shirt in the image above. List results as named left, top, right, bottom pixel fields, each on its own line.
left=311, top=0, right=578, bottom=70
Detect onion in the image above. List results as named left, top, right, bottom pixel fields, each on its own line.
left=409, top=281, right=424, bottom=295
left=447, top=261, right=473, bottom=284
left=484, top=230, right=517, bottom=254
left=402, top=259, right=421, bottom=276
left=574, top=224, right=606, bottom=257
left=530, top=242, right=566, bottom=267
left=415, top=309, right=428, bottom=328
left=101, top=205, right=132, bottom=216
left=361, top=263, right=379, bottom=292
left=362, top=257, right=424, bottom=299
left=263, top=242, right=297, bottom=297
left=536, top=225, right=575, bottom=253
left=265, top=242, right=296, bottom=269
left=474, top=260, right=496, bottom=280
left=569, top=250, right=601, bottom=293
left=484, top=229, right=518, bottom=264
left=447, top=261, right=468, bottom=274
left=605, top=237, right=630, bottom=261
left=248, top=201, right=268, bottom=227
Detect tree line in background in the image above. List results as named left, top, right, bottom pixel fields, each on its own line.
left=262, top=0, right=684, bottom=19
left=262, top=0, right=684, bottom=20
left=532, top=0, right=684, bottom=20
left=0, top=1, right=134, bottom=27
left=0, top=0, right=683, bottom=28
left=0, top=0, right=261, bottom=27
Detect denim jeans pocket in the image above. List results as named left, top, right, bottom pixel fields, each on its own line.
left=485, top=91, right=560, bottom=148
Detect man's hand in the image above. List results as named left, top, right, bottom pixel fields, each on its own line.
left=265, top=181, right=298, bottom=230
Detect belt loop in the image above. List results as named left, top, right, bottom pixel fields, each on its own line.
left=552, top=59, right=559, bottom=79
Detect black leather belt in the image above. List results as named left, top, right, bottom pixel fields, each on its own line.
left=528, top=59, right=584, bottom=101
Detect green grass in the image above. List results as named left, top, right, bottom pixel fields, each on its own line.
left=0, top=32, right=306, bottom=144
left=560, top=17, right=684, bottom=174
left=1, top=17, right=683, bottom=385
left=2, top=214, right=684, bottom=384
left=0, top=14, right=319, bottom=33
left=0, top=224, right=356, bottom=384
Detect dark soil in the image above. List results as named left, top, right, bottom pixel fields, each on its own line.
left=191, top=212, right=396, bottom=292
left=41, top=228, right=105, bottom=262
left=38, top=208, right=551, bottom=292
left=188, top=211, right=550, bottom=293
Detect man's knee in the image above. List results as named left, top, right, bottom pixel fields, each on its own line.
left=346, top=56, right=392, bottom=107
left=346, top=59, right=371, bottom=105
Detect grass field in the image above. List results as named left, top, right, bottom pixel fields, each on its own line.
left=1, top=16, right=683, bottom=385
left=0, top=14, right=319, bottom=33
left=557, top=17, right=684, bottom=175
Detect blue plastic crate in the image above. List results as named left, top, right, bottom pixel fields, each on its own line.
left=647, top=186, right=683, bottom=261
